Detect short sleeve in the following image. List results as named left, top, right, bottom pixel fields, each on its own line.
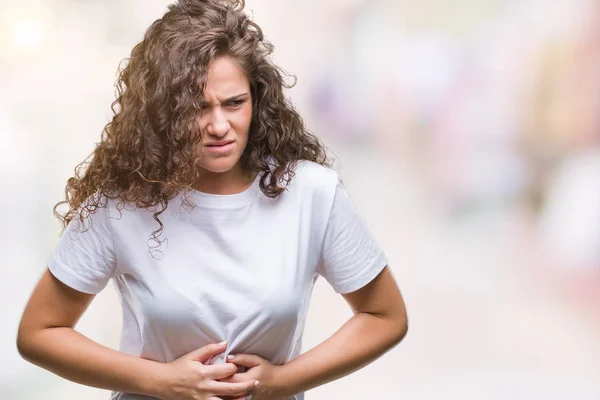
left=47, top=200, right=117, bottom=295
left=318, top=180, right=388, bottom=294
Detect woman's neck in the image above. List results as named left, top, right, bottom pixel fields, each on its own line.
left=193, top=165, right=256, bottom=195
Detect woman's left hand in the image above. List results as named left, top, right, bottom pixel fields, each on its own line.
left=218, top=354, right=288, bottom=400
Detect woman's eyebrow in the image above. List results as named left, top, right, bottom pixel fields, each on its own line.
left=221, top=92, right=249, bottom=102
left=201, top=92, right=249, bottom=105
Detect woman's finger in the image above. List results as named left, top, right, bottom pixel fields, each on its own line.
left=211, top=379, right=258, bottom=398
left=226, top=354, right=261, bottom=368
left=184, top=341, right=228, bottom=363
left=202, top=362, right=239, bottom=380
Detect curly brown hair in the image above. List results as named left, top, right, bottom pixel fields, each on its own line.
left=53, top=0, right=331, bottom=249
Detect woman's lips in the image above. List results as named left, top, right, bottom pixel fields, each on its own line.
left=205, top=141, right=235, bottom=154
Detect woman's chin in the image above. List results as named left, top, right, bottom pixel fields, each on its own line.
left=198, top=158, right=240, bottom=175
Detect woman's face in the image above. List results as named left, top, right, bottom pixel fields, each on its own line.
left=196, top=56, right=252, bottom=176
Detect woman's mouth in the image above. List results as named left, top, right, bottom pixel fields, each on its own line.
left=205, top=140, right=235, bottom=154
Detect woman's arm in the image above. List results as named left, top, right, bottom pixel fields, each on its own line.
left=277, top=266, right=408, bottom=397
left=17, top=268, right=173, bottom=395
left=16, top=268, right=257, bottom=399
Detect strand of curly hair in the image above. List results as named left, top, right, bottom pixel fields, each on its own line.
left=53, top=0, right=332, bottom=256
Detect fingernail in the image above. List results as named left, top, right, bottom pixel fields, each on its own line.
left=227, top=354, right=235, bottom=360
left=255, top=380, right=259, bottom=387
left=219, top=340, right=227, bottom=346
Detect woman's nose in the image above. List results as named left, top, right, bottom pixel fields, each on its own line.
left=206, top=109, right=230, bottom=136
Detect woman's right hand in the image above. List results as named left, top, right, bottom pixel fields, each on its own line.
left=156, top=341, right=258, bottom=400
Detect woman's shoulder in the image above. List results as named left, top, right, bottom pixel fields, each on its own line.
left=77, top=192, right=154, bottom=222
left=289, top=160, right=340, bottom=192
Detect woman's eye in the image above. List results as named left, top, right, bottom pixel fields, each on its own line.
left=227, top=100, right=245, bottom=108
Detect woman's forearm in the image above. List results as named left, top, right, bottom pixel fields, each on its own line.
left=17, top=327, right=165, bottom=397
left=277, top=312, right=407, bottom=397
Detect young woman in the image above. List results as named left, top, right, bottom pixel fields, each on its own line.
left=16, top=1, right=408, bottom=399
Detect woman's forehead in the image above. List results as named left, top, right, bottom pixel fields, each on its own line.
left=205, top=57, right=248, bottom=87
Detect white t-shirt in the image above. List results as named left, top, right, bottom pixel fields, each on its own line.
left=48, top=160, right=388, bottom=400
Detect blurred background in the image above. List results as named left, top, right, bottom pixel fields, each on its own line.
left=2, top=0, right=600, bottom=398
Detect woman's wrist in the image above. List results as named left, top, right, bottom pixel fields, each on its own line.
left=271, top=364, right=299, bottom=399
left=138, top=360, right=172, bottom=398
